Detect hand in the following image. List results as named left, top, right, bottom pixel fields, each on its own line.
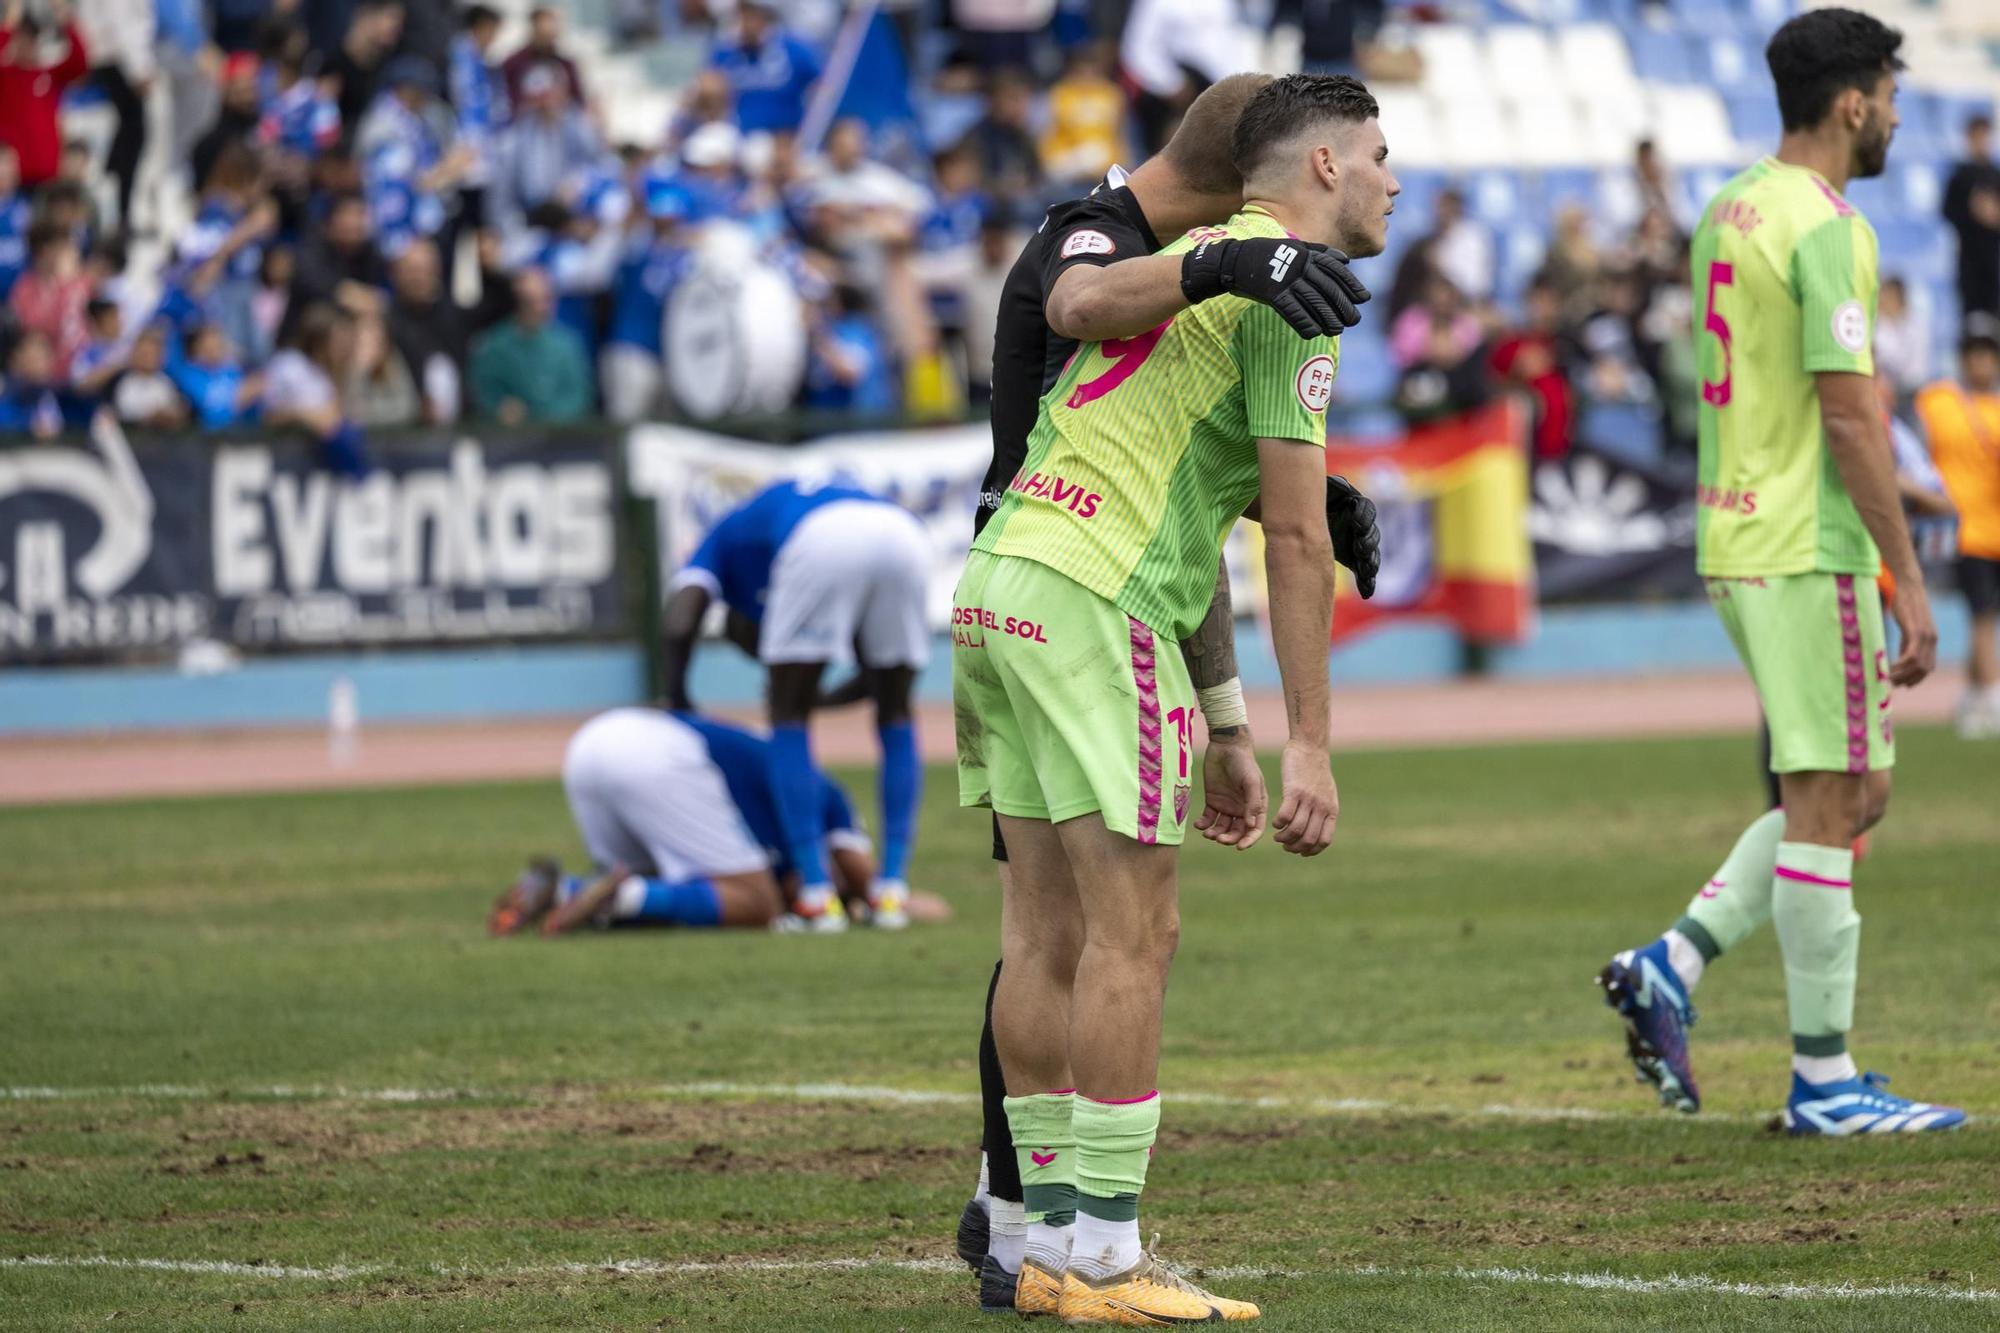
left=1181, top=237, right=1372, bottom=338
left=1194, top=729, right=1266, bottom=850
left=1274, top=740, right=1338, bottom=857
left=1888, top=576, right=1937, bottom=687
left=1325, top=475, right=1380, bottom=599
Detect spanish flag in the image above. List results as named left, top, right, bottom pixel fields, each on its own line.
left=1325, top=401, right=1535, bottom=645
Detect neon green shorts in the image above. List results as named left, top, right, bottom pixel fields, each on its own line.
left=1706, top=572, right=1895, bottom=774
left=952, top=550, right=1194, bottom=844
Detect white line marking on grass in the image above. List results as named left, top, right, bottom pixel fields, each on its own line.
left=3, top=1085, right=474, bottom=1103
left=7, top=1255, right=1994, bottom=1304
left=2, top=1078, right=1781, bottom=1124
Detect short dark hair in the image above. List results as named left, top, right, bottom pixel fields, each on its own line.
left=1766, top=7, right=1903, bottom=133
left=1231, top=73, right=1379, bottom=184
left=1970, top=114, right=1994, bottom=136
left=463, top=4, right=500, bottom=29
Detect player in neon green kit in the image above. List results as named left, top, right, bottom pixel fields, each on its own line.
left=954, top=74, right=1398, bottom=1324
left=1600, top=8, right=1964, bottom=1136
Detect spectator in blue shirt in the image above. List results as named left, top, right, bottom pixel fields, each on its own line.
left=170, top=323, right=262, bottom=429
left=69, top=298, right=128, bottom=401
left=0, top=144, right=28, bottom=303
left=488, top=65, right=603, bottom=243
left=0, top=331, right=90, bottom=438
left=601, top=189, right=694, bottom=421
left=915, top=140, right=989, bottom=332
left=449, top=5, right=508, bottom=229
left=708, top=0, right=821, bottom=137
left=804, top=286, right=898, bottom=415
left=357, top=56, right=473, bottom=259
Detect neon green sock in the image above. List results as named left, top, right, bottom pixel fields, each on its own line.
left=1772, top=842, right=1860, bottom=1056
left=1675, top=808, right=1786, bottom=960
left=1073, top=1093, right=1159, bottom=1223
left=1003, top=1091, right=1075, bottom=1269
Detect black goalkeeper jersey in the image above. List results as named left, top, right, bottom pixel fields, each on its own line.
left=974, top=173, right=1160, bottom=537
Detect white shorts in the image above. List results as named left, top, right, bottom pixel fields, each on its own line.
left=760, top=500, right=932, bottom=669
left=560, top=708, right=770, bottom=882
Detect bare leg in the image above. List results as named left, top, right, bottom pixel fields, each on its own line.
left=1971, top=612, right=1999, bottom=691
left=992, top=818, right=1084, bottom=1096
left=713, top=869, right=786, bottom=926
left=1053, top=817, right=1181, bottom=1101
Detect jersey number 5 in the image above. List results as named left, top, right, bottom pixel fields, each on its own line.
left=1701, top=261, right=1734, bottom=407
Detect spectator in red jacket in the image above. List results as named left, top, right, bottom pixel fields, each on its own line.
left=0, top=1, right=90, bottom=189
left=1490, top=274, right=1581, bottom=460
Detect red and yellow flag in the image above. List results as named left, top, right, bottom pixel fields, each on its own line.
left=1325, top=401, right=1535, bottom=645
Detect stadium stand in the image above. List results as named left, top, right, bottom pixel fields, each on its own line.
left=0, top=0, right=1994, bottom=464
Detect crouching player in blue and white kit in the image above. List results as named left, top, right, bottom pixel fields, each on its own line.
left=661, top=479, right=931, bottom=932
left=487, top=707, right=883, bottom=936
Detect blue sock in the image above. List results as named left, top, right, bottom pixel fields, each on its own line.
left=633, top=877, right=722, bottom=927
left=769, top=722, right=830, bottom=887
left=877, top=720, right=920, bottom=882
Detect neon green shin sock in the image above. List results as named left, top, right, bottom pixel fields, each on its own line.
left=1674, top=808, right=1785, bottom=961
left=1003, top=1091, right=1075, bottom=1269
left=1070, top=1093, right=1160, bottom=1280
left=1771, top=842, right=1861, bottom=1056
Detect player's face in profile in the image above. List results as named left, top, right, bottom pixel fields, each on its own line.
left=1331, top=120, right=1399, bottom=259
left=1852, top=73, right=1898, bottom=180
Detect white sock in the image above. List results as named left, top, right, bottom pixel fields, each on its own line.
left=1022, top=1218, right=1071, bottom=1274
left=1662, top=929, right=1707, bottom=992
left=1068, top=1213, right=1142, bottom=1280
left=1793, top=1051, right=1859, bottom=1085
left=988, top=1198, right=1026, bottom=1273
left=973, top=1152, right=991, bottom=1207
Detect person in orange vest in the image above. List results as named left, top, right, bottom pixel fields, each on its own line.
left=1914, top=314, right=2000, bottom=737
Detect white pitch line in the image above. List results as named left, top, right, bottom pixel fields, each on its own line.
left=0, top=1078, right=1774, bottom=1124
left=4, top=1254, right=1994, bottom=1304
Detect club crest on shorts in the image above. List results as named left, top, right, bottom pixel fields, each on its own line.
left=1174, top=782, right=1190, bottom=825
left=1295, top=354, right=1335, bottom=412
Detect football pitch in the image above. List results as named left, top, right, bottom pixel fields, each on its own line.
left=3, top=727, right=1996, bottom=1330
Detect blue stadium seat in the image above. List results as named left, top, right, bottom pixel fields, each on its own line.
left=1726, top=95, right=1782, bottom=148
left=1875, top=218, right=1952, bottom=286
left=1693, top=34, right=1761, bottom=93
left=1666, top=0, right=1751, bottom=35
left=1468, top=170, right=1527, bottom=226
left=1537, top=167, right=1600, bottom=214
left=1332, top=328, right=1397, bottom=407
left=1625, top=29, right=1697, bottom=83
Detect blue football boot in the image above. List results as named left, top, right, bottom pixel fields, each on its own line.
left=1597, top=938, right=1700, bottom=1113
left=1783, top=1070, right=1968, bottom=1135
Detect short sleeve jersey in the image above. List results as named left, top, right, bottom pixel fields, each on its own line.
left=1691, top=157, right=1880, bottom=578
left=974, top=206, right=1336, bottom=640
left=977, top=172, right=1158, bottom=536
left=670, top=478, right=883, bottom=620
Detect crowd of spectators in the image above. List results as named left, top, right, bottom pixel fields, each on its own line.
left=0, top=0, right=1992, bottom=468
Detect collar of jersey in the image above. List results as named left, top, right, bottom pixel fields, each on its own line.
left=1758, top=155, right=1839, bottom=192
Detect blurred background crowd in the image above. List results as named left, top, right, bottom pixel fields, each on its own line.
left=0, top=0, right=1995, bottom=471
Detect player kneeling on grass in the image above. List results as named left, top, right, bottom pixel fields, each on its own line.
left=1599, top=8, right=1964, bottom=1135
left=955, top=74, right=1397, bottom=1325
left=488, top=707, right=939, bottom=935
left=662, top=478, right=930, bottom=933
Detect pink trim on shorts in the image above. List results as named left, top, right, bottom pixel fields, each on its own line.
left=1776, top=865, right=1852, bottom=890
left=1082, top=1090, right=1160, bottom=1105
left=1046, top=1089, right=1077, bottom=1096
left=1837, top=575, right=1866, bottom=773
left=1130, top=616, right=1162, bottom=845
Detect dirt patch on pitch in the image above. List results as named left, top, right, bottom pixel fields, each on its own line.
left=122, top=1093, right=964, bottom=1179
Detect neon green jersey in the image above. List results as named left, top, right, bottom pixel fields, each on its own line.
left=974, top=206, right=1335, bottom=639
left=1691, top=157, right=1880, bottom=578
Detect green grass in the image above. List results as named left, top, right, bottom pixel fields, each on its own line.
left=2, top=727, right=1997, bottom=1330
